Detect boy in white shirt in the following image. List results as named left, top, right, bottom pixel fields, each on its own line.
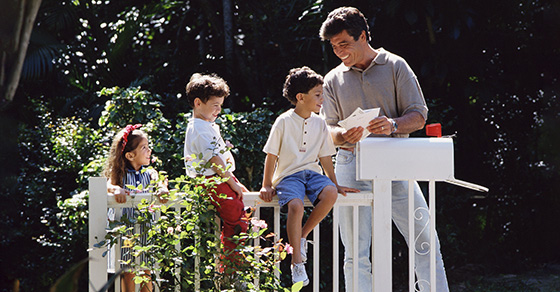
left=184, top=73, right=248, bottom=272
left=260, top=67, right=358, bottom=286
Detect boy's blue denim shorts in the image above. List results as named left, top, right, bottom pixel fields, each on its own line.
left=276, top=170, right=335, bottom=209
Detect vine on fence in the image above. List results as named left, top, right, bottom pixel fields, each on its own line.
left=96, top=171, right=299, bottom=291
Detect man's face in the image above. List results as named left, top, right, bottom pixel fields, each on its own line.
left=329, top=30, right=368, bottom=69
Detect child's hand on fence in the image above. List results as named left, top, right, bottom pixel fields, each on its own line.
left=112, top=186, right=129, bottom=203
left=156, top=177, right=169, bottom=203
left=259, top=186, right=275, bottom=202
left=336, top=185, right=360, bottom=197
left=156, top=188, right=169, bottom=204
left=230, top=181, right=246, bottom=200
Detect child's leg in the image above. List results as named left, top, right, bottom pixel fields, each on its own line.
left=140, top=270, right=152, bottom=292
left=301, top=184, right=338, bottom=238
left=287, top=198, right=305, bottom=264
left=121, top=272, right=135, bottom=292
left=211, top=180, right=248, bottom=271
left=217, top=195, right=247, bottom=249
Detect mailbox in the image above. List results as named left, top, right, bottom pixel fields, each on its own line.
left=357, top=137, right=454, bottom=181
left=356, top=137, right=488, bottom=191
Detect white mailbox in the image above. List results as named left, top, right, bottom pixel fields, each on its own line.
left=356, top=137, right=454, bottom=181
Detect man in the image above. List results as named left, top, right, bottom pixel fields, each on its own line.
left=319, top=7, right=450, bottom=292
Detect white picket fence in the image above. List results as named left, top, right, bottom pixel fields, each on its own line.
left=88, top=177, right=375, bottom=292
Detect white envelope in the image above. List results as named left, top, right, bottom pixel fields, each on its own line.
left=337, top=107, right=380, bottom=141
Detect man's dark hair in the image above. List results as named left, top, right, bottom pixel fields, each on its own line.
left=283, top=66, right=324, bottom=105
left=319, top=7, right=371, bottom=42
left=185, top=73, right=230, bottom=107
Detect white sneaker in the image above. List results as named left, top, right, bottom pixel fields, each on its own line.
left=291, top=263, right=309, bottom=286
left=300, top=238, right=308, bottom=263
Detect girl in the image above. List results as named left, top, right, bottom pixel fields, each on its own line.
left=103, top=124, right=168, bottom=292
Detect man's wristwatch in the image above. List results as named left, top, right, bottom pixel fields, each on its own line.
left=389, top=118, right=398, bottom=133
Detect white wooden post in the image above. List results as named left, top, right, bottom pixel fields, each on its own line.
left=89, top=177, right=108, bottom=292
left=372, top=179, right=392, bottom=291
left=333, top=204, right=340, bottom=292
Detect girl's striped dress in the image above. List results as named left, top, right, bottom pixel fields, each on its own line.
left=107, top=166, right=154, bottom=272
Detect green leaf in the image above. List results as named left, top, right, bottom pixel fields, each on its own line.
left=291, top=281, right=303, bottom=291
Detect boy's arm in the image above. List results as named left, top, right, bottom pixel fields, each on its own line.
left=319, top=156, right=360, bottom=196
left=209, top=155, right=247, bottom=199
left=259, top=153, right=278, bottom=202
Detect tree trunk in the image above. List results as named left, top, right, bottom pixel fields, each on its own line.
left=0, top=0, right=42, bottom=108
left=222, top=0, right=234, bottom=76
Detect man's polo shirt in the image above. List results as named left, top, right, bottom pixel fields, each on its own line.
left=321, top=48, right=428, bottom=146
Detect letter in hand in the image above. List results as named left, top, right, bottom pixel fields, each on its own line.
left=336, top=185, right=360, bottom=196
left=259, top=186, right=276, bottom=202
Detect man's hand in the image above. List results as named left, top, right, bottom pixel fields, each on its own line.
left=367, top=116, right=392, bottom=135
left=259, top=185, right=276, bottom=202
left=336, top=185, right=360, bottom=196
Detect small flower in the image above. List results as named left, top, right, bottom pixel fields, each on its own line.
left=123, top=239, right=133, bottom=248
left=250, top=218, right=268, bottom=232
left=175, top=225, right=182, bottom=233
left=285, top=243, right=293, bottom=255
left=225, top=140, right=234, bottom=149
left=167, top=227, right=174, bottom=234
left=184, top=154, right=194, bottom=162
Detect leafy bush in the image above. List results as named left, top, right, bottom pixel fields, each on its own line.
left=218, top=108, right=276, bottom=191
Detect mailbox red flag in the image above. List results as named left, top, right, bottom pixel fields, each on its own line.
left=426, top=123, right=442, bottom=137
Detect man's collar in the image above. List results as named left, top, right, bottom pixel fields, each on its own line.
left=342, top=47, right=388, bottom=72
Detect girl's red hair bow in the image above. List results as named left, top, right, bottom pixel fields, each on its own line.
left=122, top=124, right=142, bottom=153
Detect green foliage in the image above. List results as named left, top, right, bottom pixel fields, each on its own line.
left=218, top=108, right=276, bottom=190
left=97, top=172, right=292, bottom=291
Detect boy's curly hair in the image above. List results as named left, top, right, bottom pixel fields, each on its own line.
left=282, top=66, right=323, bottom=105
left=186, top=73, right=230, bottom=107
